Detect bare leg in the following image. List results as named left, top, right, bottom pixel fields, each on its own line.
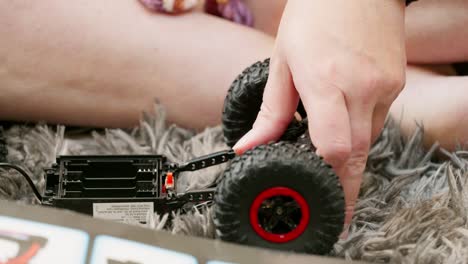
left=405, top=0, right=468, bottom=64
left=244, top=0, right=287, bottom=36
left=0, top=0, right=466, bottom=153
left=393, top=0, right=468, bottom=150
left=389, top=66, right=468, bottom=150
left=0, top=0, right=274, bottom=130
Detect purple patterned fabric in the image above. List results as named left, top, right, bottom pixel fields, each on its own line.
left=139, top=0, right=165, bottom=12
left=217, top=0, right=254, bottom=27
left=138, top=0, right=254, bottom=27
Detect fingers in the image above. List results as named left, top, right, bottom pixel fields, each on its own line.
left=371, top=103, right=390, bottom=143
left=297, top=77, right=373, bottom=237
left=339, top=96, right=373, bottom=232
left=299, top=85, right=352, bottom=169
left=232, top=57, right=299, bottom=154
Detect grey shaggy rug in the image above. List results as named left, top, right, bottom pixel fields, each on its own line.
left=1, top=104, right=467, bottom=263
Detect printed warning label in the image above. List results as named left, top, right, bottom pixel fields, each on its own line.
left=92, top=202, right=154, bottom=224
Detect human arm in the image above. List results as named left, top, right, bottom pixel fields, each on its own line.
left=232, top=0, right=407, bottom=232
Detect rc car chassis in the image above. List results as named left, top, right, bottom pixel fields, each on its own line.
left=1, top=59, right=345, bottom=255
left=41, top=151, right=235, bottom=217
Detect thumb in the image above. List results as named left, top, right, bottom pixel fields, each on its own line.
left=232, top=57, right=299, bottom=155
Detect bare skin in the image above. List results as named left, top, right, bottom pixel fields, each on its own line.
left=235, top=0, right=408, bottom=231
left=0, top=0, right=273, bottom=129
left=243, top=0, right=468, bottom=146
left=394, top=0, right=468, bottom=150
left=0, top=0, right=467, bottom=233
left=0, top=0, right=300, bottom=130
left=390, top=66, right=468, bottom=151
left=0, top=0, right=464, bottom=139
left=246, top=0, right=468, bottom=152
left=405, top=0, right=468, bottom=63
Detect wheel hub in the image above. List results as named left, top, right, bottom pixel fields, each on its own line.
left=250, top=187, right=310, bottom=243
left=275, top=206, right=284, bottom=216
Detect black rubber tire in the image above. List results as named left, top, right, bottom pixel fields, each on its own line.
left=222, top=59, right=307, bottom=148
left=0, top=127, right=7, bottom=162
left=213, top=142, right=345, bottom=255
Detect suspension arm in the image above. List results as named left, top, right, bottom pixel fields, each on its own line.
left=175, top=149, right=236, bottom=172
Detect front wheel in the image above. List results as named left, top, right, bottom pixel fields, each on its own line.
left=213, top=142, right=345, bottom=255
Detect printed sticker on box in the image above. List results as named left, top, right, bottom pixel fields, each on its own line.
left=90, top=235, right=198, bottom=264
left=0, top=216, right=89, bottom=264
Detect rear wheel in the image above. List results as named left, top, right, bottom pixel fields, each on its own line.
left=0, top=128, right=7, bottom=162
left=213, top=142, right=345, bottom=255
left=222, top=59, right=307, bottom=148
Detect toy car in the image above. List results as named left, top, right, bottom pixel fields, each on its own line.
left=3, top=59, right=345, bottom=255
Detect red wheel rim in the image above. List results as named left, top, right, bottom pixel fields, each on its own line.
left=249, top=187, right=310, bottom=243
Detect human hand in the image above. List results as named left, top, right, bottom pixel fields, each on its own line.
left=232, top=0, right=407, bottom=234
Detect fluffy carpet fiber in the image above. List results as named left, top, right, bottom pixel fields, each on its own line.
left=1, top=105, right=467, bottom=263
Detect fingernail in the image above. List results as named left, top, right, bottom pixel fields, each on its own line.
left=232, top=147, right=244, bottom=156
left=232, top=131, right=253, bottom=155
left=232, top=136, right=246, bottom=153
